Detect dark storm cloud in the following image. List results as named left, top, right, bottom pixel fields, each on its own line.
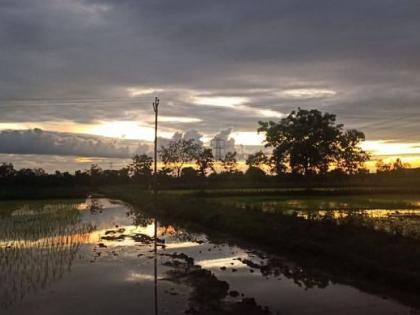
left=0, top=129, right=151, bottom=158
left=0, top=0, right=420, bottom=141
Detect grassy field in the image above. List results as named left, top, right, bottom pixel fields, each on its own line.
left=212, top=194, right=420, bottom=212
left=0, top=199, right=85, bottom=217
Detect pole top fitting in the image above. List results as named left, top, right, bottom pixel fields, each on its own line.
left=153, top=97, right=160, bottom=112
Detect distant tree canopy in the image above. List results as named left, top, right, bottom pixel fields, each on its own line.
left=258, top=108, right=370, bottom=175
left=11, top=108, right=420, bottom=188
left=196, top=148, right=215, bottom=177
left=0, top=162, right=14, bottom=178
left=129, top=154, right=153, bottom=177
left=376, top=158, right=411, bottom=173
left=246, top=150, right=268, bottom=169
left=221, top=151, right=238, bottom=173
left=159, top=138, right=201, bottom=177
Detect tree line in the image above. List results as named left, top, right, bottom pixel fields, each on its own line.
left=0, top=108, right=416, bottom=188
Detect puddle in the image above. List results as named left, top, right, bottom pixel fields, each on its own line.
left=0, top=198, right=418, bottom=314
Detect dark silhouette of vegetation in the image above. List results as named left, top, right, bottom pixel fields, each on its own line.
left=130, top=154, right=153, bottom=177
left=2, top=160, right=420, bottom=195
left=221, top=152, right=238, bottom=174
left=195, top=148, right=215, bottom=177
left=258, top=108, right=370, bottom=175
left=245, top=150, right=270, bottom=179
left=1, top=109, right=420, bottom=192
left=245, top=151, right=269, bottom=171
left=159, top=138, right=201, bottom=177
left=376, top=158, right=411, bottom=173
left=129, top=154, right=153, bottom=186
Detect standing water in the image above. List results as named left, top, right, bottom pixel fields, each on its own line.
left=0, top=198, right=418, bottom=315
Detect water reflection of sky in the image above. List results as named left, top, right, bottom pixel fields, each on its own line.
left=0, top=198, right=418, bottom=315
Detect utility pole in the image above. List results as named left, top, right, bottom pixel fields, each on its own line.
left=152, top=96, right=159, bottom=315
left=153, top=96, right=160, bottom=186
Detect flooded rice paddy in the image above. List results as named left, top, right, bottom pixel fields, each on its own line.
left=222, top=196, right=420, bottom=240
left=1, top=198, right=419, bottom=314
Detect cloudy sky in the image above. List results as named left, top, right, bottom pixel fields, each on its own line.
left=1, top=0, right=420, bottom=169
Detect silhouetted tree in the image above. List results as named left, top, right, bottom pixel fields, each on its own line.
left=88, top=164, right=102, bottom=186
left=0, top=163, right=15, bottom=178
left=375, top=159, right=392, bottom=173
left=336, top=129, right=370, bottom=174
left=258, top=108, right=368, bottom=175
left=393, top=158, right=411, bottom=171
left=89, top=164, right=102, bottom=176
left=159, top=139, right=201, bottom=177
left=196, top=148, right=215, bottom=177
left=181, top=166, right=199, bottom=179
left=221, top=151, right=238, bottom=173
left=245, top=166, right=266, bottom=178
left=245, top=150, right=271, bottom=178
left=246, top=151, right=268, bottom=170
left=268, top=150, right=287, bottom=175
left=129, top=154, right=153, bottom=177
left=376, top=158, right=411, bottom=173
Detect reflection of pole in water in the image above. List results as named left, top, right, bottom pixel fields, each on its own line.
left=152, top=96, right=159, bottom=315
left=154, top=217, right=158, bottom=315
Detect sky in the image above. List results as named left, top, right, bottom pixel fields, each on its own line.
left=1, top=0, right=420, bottom=171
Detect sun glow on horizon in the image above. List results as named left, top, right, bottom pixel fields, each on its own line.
left=362, top=140, right=420, bottom=157
left=2, top=122, right=420, bottom=168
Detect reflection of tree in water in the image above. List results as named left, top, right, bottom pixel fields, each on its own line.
left=131, top=210, right=154, bottom=227
left=86, top=197, right=104, bottom=214
left=361, top=213, right=420, bottom=239
left=159, top=224, right=205, bottom=243
left=299, top=209, right=420, bottom=240
left=240, top=255, right=330, bottom=289
left=129, top=206, right=205, bottom=243
left=0, top=202, right=92, bottom=310
left=120, top=202, right=154, bottom=227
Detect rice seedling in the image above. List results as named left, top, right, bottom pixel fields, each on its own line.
left=0, top=200, right=93, bottom=309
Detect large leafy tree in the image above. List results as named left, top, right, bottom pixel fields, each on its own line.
left=258, top=108, right=369, bottom=175
left=336, top=129, right=370, bottom=174
left=159, top=139, right=201, bottom=177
